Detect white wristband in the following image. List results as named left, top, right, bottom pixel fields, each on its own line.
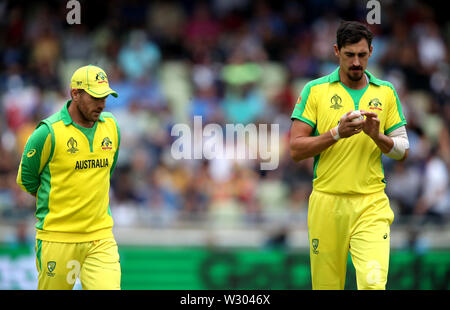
left=330, top=125, right=340, bottom=141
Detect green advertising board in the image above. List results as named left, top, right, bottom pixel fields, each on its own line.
left=0, top=244, right=449, bottom=290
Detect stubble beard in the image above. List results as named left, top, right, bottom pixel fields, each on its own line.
left=78, top=103, right=98, bottom=124
left=347, top=70, right=364, bottom=82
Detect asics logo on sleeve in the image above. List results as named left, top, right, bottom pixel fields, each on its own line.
left=27, top=149, right=37, bottom=158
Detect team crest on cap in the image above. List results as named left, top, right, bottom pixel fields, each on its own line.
left=96, top=72, right=107, bottom=84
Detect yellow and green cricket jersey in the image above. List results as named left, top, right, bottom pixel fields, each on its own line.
left=291, top=67, right=406, bottom=195
left=17, top=100, right=120, bottom=242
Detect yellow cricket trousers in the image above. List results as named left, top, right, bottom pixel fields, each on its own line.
left=308, top=190, right=394, bottom=290
left=35, top=237, right=121, bottom=290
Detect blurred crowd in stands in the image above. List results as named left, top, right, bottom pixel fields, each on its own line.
left=0, top=0, right=449, bottom=237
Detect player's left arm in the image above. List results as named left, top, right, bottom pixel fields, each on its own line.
left=360, top=84, right=409, bottom=161
left=360, top=111, right=409, bottom=161
left=17, top=124, right=52, bottom=195
left=385, top=125, right=409, bottom=161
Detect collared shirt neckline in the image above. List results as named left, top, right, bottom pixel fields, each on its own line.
left=61, top=99, right=105, bottom=126
left=328, top=66, right=382, bottom=86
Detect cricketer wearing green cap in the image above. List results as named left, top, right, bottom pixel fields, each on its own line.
left=17, top=65, right=122, bottom=290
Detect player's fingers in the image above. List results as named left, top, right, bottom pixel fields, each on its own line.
left=350, top=127, right=363, bottom=136
left=340, top=111, right=353, bottom=122
left=361, top=110, right=377, bottom=118
left=347, top=119, right=364, bottom=127
left=365, top=117, right=380, bottom=125
left=347, top=113, right=361, bottom=121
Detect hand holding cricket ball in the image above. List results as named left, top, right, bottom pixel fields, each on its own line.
left=331, top=110, right=365, bottom=140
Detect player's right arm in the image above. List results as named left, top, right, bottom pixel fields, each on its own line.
left=290, top=120, right=334, bottom=162
left=17, top=124, right=52, bottom=196
left=290, top=113, right=363, bottom=162
left=289, top=80, right=364, bottom=162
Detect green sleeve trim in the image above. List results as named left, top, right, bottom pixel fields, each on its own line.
left=384, top=120, right=407, bottom=135
left=291, top=115, right=316, bottom=129
left=17, top=124, right=51, bottom=194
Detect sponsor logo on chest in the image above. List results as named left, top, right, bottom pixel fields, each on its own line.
left=368, top=98, right=383, bottom=111
left=63, top=136, right=112, bottom=170
left=75, top=158, right=109, bottom=170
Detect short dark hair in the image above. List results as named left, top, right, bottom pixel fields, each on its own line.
left=336, top=21, right=373, bottom=50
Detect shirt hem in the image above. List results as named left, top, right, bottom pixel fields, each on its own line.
left=312, top=188, right=386, bottom=198
left=36, top=227, right=114, bottom=243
